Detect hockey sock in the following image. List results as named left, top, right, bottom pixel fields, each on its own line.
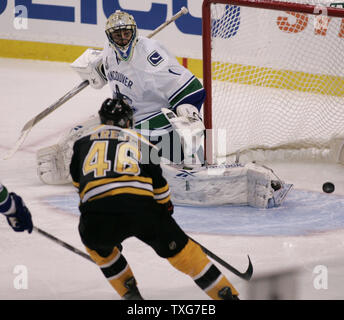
left=86, top=246, right=137, bottom=297
left=167, top=239, right=239, bottom=299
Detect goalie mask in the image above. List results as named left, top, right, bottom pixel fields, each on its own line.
left=105, top=10, right=138, bottom=61
left=99, top=98, right=134, bottom=128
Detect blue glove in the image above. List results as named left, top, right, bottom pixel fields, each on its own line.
left=6, top=193, right=33, bottom=233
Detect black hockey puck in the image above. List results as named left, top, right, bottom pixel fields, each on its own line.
left=322, top=182, right=335, bottom=193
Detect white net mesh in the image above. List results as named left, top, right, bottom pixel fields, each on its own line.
left=208, top=1, right=344, bottom=161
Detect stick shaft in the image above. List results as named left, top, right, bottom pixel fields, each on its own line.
left=2, top=80, right=89, bottom=160
left=23, top=80, right=90, bottom=131
left=147, top=7, right=188, bottom=39
left=33, top=226, right=94, bottom=263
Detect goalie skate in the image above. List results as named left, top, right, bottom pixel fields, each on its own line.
left=161, top=162, right=292, bottom=208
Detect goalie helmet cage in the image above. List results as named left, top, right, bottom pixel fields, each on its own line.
left=202, top=0, right=344, bottom=164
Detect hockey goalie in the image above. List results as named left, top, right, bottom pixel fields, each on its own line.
left=36, top=10, right=292, bottom=209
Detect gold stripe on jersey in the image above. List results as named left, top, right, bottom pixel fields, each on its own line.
left=72, top=181, right=80, bottom=188
left=155, top=194, right=171, bottom=204
left=80, top=175, right=153, bottom=199
left=154, top=184, right=171, bottom=204
left=153, top=184, right=169, bottom=194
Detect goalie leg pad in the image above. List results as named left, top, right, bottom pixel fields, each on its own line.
left=246, top=163, right=276, bottom=208
left=37, top=144, right=72, bottom=185
left=37, top=115, right=101, bottom=185
left=161, top=162, right=292, bottom=208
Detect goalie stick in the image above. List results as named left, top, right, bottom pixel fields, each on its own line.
left=3, top=6, right=189, bottom=160
left=3, top=80, right=89, bottom=160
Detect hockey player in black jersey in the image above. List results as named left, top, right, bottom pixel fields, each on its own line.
left=69, top=97, right=239, bottom=300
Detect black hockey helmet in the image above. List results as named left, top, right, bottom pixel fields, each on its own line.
left=99, top=97, right=133, bottom=128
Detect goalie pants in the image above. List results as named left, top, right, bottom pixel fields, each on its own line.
left=79, top=194, right=238, bottom=299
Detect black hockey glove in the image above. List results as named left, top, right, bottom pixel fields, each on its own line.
left=6, top=193, right=33, bottom=233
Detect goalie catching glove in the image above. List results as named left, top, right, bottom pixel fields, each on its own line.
left=70, top=48, right=107, bottom=89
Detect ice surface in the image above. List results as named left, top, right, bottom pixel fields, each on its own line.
left=1, top=58, right=344, bottom=300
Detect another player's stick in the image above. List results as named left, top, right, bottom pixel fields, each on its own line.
left=3, top=6, right=189, bottom=160
left=189, top=236, right=253, bottom=281
left=33, top=226, right=94, bottom=263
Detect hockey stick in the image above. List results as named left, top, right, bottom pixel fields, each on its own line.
left=148, top=6, right=188, bottom=38
left=34, top=225, right=253, bottom=282
left=3, top=80, right=90, bottom=160
left=33, top=226, right=94, bottom=263
left=3, top=7, right=189, bottom=160
left=189, top=236, right=253, bottom=281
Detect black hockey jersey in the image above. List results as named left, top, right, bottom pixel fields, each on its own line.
left=70, top=125, right=170, bottom=205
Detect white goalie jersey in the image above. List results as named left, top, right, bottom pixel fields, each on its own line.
left=102, top=37, right=202, bottom=133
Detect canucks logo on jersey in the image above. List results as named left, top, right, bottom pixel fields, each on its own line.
left=147, top=51, right=164, bottom=66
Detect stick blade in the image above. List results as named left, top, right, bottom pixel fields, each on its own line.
left=242, top=255, right=254, bottom=281
left=2, top=128, right=31, bottom=160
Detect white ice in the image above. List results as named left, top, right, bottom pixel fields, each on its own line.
left=1, top=58, right=344, bottom=300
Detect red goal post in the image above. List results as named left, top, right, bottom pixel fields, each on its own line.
left=202, top=0, right=344, bottom=164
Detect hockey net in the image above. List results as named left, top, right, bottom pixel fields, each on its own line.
left=202, top=0, right=344, bottom=164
